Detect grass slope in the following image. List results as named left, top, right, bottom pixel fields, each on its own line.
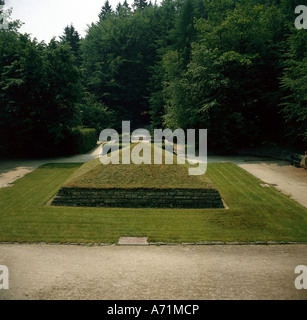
left=63, top=159, right=214, bottom=189
left=0, top=162, right=306, bottom=243
left=63, top=143, right=213, bottom=189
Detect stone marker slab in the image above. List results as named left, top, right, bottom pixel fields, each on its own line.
left=118, top=237, right=149, bottom=246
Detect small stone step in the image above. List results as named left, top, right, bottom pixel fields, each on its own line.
left=118, top=237, right=149, bottom=246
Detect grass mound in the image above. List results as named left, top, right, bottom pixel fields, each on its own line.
left=63, top=143, right=214, bottom=190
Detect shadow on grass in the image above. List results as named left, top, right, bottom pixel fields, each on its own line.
left=39, top=163, right=84, bottom=169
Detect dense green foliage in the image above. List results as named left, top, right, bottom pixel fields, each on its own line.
left=147, top=0, right=306, bottom=150
left=0, top=6, right=93, bottom=156
left=61, top=128, right=98, bottom=155
left=0, top=0, right=306, bottom=156
left=81, top=0, right=306, bottom=150
left=0, top=34, right=82, bottom=156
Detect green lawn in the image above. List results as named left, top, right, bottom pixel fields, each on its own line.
left=0, top=162, right=306, bottom=244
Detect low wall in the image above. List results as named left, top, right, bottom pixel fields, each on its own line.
left=51, top=187, right=224, bottom=209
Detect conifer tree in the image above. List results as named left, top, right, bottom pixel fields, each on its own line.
left=133, top=0, right=148, bottom=10
left=60, top=24, right=81, bottom=66
left=99, top=0, right=113, bottom=20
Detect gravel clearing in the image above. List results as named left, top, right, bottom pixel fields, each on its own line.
left=0, top=243, right=306, bottom=300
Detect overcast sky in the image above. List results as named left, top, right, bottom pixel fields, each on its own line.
left=6, top=0, right=155, bottom=43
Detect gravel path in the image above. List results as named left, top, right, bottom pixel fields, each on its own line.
left=238, top=161, right=307, bottom=208
left=0, top=243, right=306, bottom=300
left=0, top=144, right=102, bottom=188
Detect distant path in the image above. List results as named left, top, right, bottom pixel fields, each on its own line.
left=238, top=161, right=307, bottom=208
left=0, top=146, right=306, bottom=207
left=0, top=243, right=306, bottom=300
